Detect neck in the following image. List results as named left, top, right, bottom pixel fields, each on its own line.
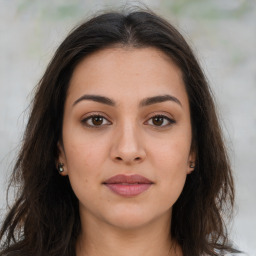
left=76, top=210, right=182, bottom=256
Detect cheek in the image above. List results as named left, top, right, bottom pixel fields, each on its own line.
left=63, top=127, right=109, bottom=170
left=64, top=140, right=106, bottom=204
left=148, top=135, right=191, bottom=200
left=150, top=137, right=191, bottom=171
left=63, top=134, right=109, bottom=194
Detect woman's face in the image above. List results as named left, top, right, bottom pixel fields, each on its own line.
left=58, top=47, right=195, bottom=230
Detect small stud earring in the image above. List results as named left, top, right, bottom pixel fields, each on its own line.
left=58, top=163, right=64, bottom=173
left=189, top=162, right=195, bottom=168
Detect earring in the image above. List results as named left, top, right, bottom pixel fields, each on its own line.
left=189, top=162, right=195, bottom=168
left=58, top=163, right=64, bottom=173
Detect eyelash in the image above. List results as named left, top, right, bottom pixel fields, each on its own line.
left=145, top=114, right=176, bottom=127
left=81, top=113, right=176, bottom=128
left=81, top=114, right=111, bottom=128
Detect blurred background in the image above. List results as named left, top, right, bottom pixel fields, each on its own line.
left=0, top=0, right=255, bottom=255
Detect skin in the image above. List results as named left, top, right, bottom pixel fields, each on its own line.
left=58, top=47, right=195, bottom=256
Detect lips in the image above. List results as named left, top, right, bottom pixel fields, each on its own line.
left=103, top=174, right=153, bottom=197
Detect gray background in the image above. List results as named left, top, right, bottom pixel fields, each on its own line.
left=0, top=0, right=255, bottom=255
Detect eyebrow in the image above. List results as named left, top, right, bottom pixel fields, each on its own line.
left=139, top=95, right=182, bottom=108
left=73, top=94, right=115, bottom=107
left=73, top=94, right=182, bottom=108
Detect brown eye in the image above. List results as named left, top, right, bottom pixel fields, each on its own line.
left=92, top=116, right=104, bottom=126
left=81, top=115, right=111, bottom=128
left=152, top=116, right=164, bottom=126
left=146, top=115, right=175, bottom=127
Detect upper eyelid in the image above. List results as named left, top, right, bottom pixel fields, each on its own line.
left=81, top=112, right=111, bottom=121
left=83, top=115, right=110, bottom=122
left=145, top=115, right=175, bottom=125
left=81, top=114, right=111, bottom=128
left=81, top=113, right=175, bottom=128
left=145, top=111, right=175, bottom=120
left=81, top=112, right=173, bottom=120
left=81, top=112, right=174, bottom=121
left=80, top=113, right=112, bottom=128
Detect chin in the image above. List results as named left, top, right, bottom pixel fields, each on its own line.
left=108, top=214, right=152, bottom=230
left=104, top=206, right=165, bottom=230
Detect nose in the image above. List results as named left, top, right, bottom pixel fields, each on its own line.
left=110, top=122, right=146, bottom=165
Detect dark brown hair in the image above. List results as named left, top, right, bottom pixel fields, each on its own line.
left=0, top=8, right=239, bottom=256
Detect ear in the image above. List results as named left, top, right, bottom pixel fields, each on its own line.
left=57, top=141, right=68, bottom=176
left=187, top=149, right=196, bottom=174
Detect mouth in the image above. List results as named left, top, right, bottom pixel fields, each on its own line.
left=103, top=174, right=153, bottom=197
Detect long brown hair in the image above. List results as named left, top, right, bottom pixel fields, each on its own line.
left=0, top=8, right=239, bottom=256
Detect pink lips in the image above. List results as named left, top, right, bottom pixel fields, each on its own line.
left=103, top=174, right=153, bottom=197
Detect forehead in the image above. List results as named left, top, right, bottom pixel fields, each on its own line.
left=66, top=47, right=189, bottom=108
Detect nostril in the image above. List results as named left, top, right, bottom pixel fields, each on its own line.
left=115, top=156, right=141, bottom=162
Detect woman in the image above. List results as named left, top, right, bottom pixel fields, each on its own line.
left=0, top=8, right=243, bottom=256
